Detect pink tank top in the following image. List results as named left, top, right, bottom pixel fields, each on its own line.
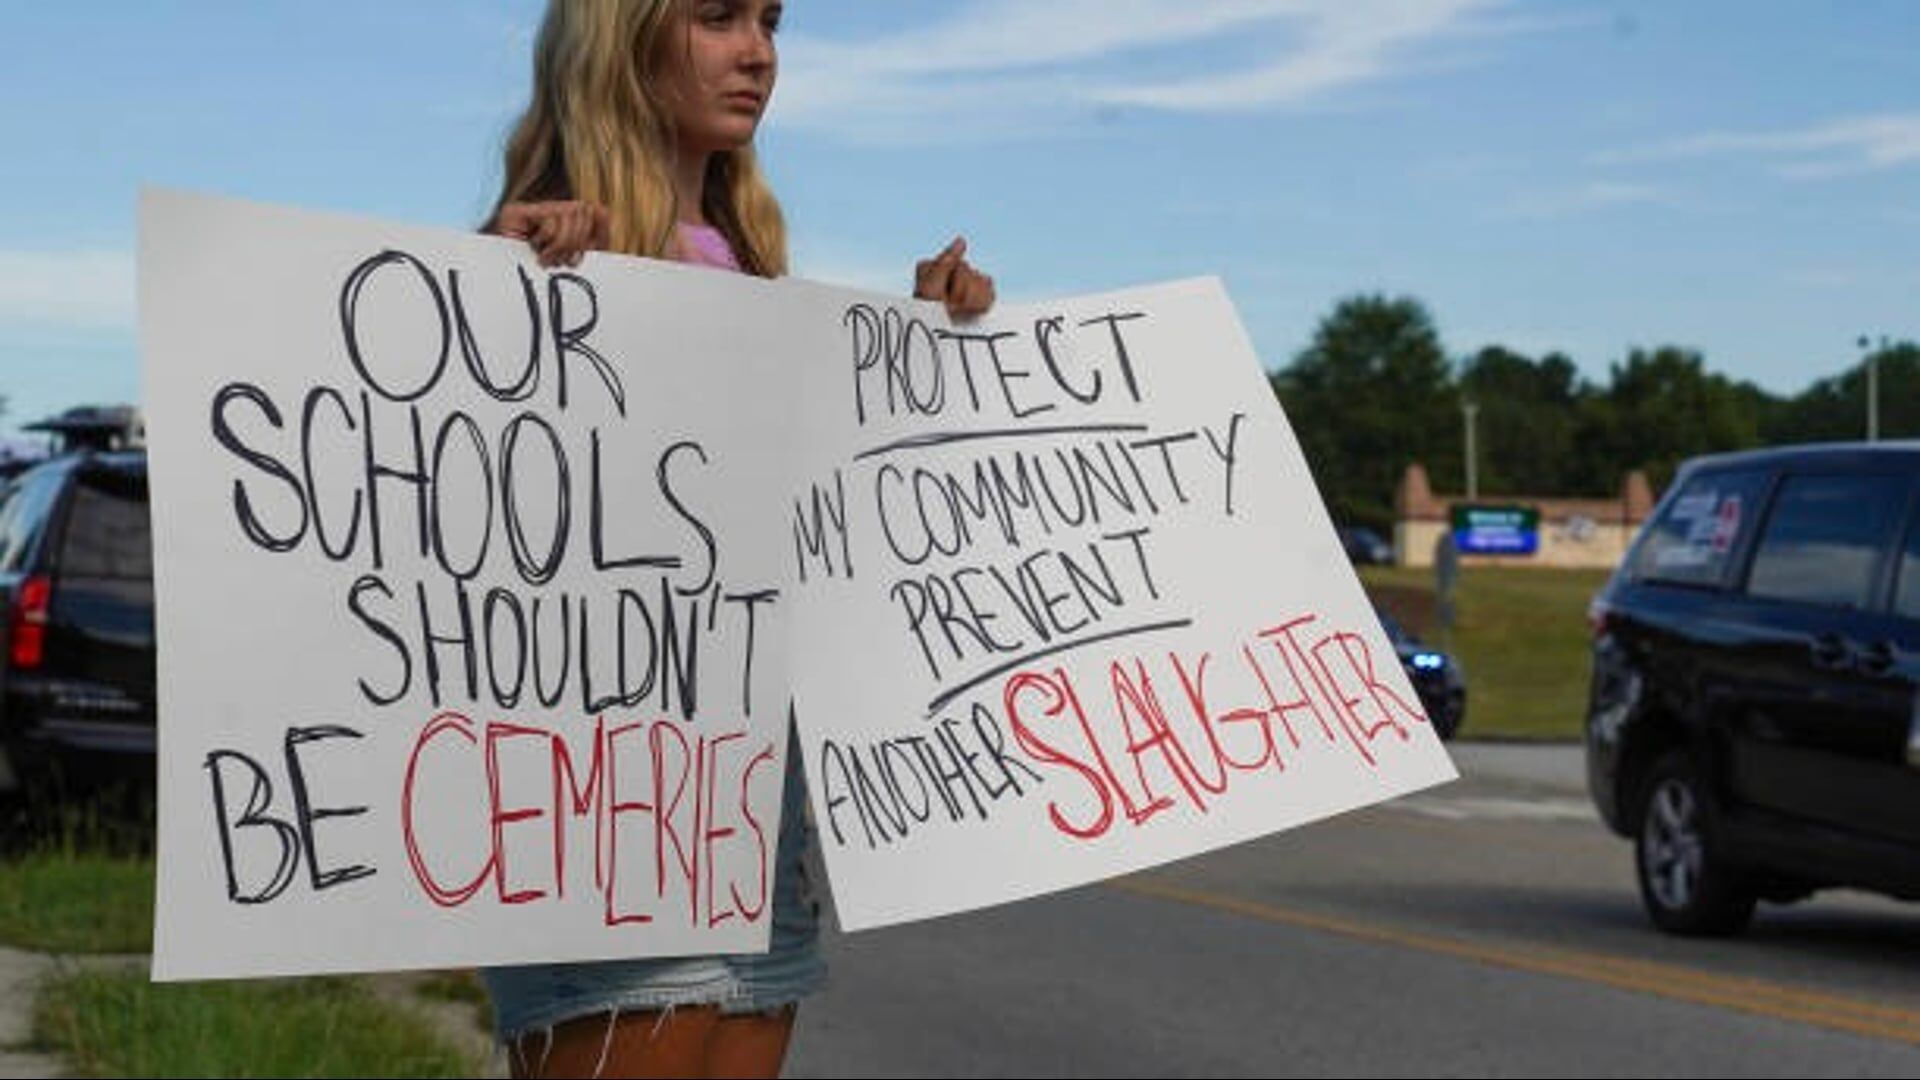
left=676, top=222, right=742, bottom=273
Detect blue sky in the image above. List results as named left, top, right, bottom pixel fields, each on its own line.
left=3, top=1, right=1916, bottom=439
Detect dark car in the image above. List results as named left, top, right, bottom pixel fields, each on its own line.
left=0, top=450, right=155, bottom=808
left=1586, top=442, right=1920, bottom=934
left=1376, top=609, right=1466, bottom=740
left=1339, top=525, right=1394, bottom=565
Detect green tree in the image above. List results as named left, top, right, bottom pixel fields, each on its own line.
left=1457, top=346, right=1596, bottom=495
left=1272, top=295, right=1458, bottom=528
left=1577, top=346, right=1768, bottom=492
left=1765, top=342, right=1920, bottom=444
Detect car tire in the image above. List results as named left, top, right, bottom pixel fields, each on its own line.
left=1634, top=751, right=1756, bottom=936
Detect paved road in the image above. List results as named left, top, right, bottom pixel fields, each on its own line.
left=787, top=742, right=1920, bottom=1077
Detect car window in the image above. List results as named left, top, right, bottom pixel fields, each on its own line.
left=1631, top=469, right=1767, bottom=588
left=1894, top=508, right=1920, bottom=620
left=56, top=471, right=152, bottom=580
left=1745, top=472, right=1907, bottom=610
left=0, top=468, right=64, bottom=574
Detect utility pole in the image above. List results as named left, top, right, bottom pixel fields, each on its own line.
left=1859, top=334, right=1885, bottom=442
left=1462, top=400, right=1479, bottom=499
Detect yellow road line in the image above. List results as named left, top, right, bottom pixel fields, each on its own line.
left=1111, top=877, right=1920, bottom=1046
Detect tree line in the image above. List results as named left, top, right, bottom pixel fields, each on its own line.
left=1271, top=294, right=1920, bottom=530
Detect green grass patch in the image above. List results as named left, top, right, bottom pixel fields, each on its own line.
left=1361, top=564, right=1608, bottom=741
left=0, top=849, right=153, bottom=954
left=34, top=968, right=479, bottom=1078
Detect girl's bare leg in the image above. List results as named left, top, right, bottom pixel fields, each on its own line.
left=509, top=1005, right=719, bottom=1079
left=704, top=1005, right=798, bottom=1079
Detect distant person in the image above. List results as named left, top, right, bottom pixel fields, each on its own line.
left=480, top=1, right=993, bottom=1076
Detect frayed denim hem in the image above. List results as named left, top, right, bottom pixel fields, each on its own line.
left=500, top=996, right=805, bottom=1078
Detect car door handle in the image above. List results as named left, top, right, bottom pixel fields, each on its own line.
left=1810, top=634, right=1852, bottom=671
left=1857, top=640, right=1897, bottom=676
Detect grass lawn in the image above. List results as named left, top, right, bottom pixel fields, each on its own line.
left=0, top=848, right=153, bottom=954
left=0, top=848, right=484, bottom=1076
left=33, top=968, right=480, bottom=1078
left=1361, top=564, right=1609, bottom=741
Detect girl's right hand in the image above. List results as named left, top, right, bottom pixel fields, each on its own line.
left=492, top=200, right=610, bottom=267
left=914, top=236, right=996, bottom=320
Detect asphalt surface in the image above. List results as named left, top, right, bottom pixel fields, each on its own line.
left=784, top=741, right=1920, bottom=1077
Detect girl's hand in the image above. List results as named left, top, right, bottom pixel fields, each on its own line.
left=914, top=236, right=996, bottom=320
left=493, top=200, right=610, bottom=267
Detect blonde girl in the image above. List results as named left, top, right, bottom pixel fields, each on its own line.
left=482, top=2, right=991, bottom=1076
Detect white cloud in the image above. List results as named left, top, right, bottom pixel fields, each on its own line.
left=1089, top=0, right=1491, bottom=111
left=1497, top=181, right=1667, bottom=219
left=774, top=0, right=1518, bottom=143
left=1598, top=112, right=1920, bottom=177
left=0, top=250, right=135, bottom=333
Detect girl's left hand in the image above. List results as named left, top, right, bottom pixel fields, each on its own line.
left=493, top=200, right=610, bottom=268
left=914, top=236, right=996, bottom=320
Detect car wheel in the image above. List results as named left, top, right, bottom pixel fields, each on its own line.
left=1634, top=751, right=1755, bottom=936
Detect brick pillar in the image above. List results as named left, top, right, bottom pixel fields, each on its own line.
left=1622, top=470, right=1654, bottom=524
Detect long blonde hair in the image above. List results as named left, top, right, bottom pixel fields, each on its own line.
left=493, top=0, right=788, bottom=277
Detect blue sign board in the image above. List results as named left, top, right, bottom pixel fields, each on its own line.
left=1451, top=504, right=1540, bottom=556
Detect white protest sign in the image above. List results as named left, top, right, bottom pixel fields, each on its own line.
left=779, top=278, right=1459, bottom=930
left=140, top=190, right=809, bottom=979
left=141, top=191, right=1456, bottom=979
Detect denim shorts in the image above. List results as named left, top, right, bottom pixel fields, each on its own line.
left=482, top=733, right=826, bottom=1038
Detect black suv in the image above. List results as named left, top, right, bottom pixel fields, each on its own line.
left=0, top=451, right=155, bottom=806
left=1587, top=443, right=1920, bottom=934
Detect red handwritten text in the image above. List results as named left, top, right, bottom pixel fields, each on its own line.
left=400, top=710, right=779, bottom=930
left=1005, top=612, right=1426, bottom=840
